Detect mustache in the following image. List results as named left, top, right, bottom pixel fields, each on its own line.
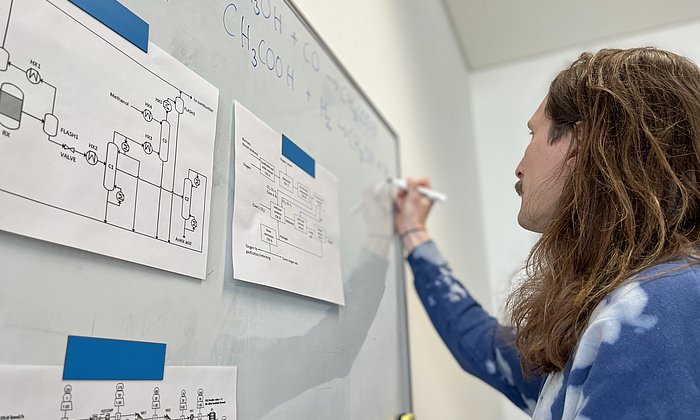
left=515, top=180, right=523, bottom=196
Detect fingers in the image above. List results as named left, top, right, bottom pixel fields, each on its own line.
left=405, top=177, right=434, bottom=206
left=406, top=177, right=432, bottom=191
left=393, top=176, right=435, bottom=233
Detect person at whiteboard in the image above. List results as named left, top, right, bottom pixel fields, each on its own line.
left=394, top=48, right=700, bottom=419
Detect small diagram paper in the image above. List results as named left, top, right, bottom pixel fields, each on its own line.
left=0, top=365, right=237, bottom=420
left=232, top=102, right=344, bottom=305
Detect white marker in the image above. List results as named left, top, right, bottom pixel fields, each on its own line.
left=388, top=177, right=447, bottom=202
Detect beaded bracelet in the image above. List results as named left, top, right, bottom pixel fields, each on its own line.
left=399, top=226, right=425, bottom=238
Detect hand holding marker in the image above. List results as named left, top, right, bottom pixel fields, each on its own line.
left=349, top=178, right=446, bottom=216
left=388, top=177, right=447, bottom=202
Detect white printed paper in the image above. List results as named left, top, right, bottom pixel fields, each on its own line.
left=233, top=102, right=344, bottom=305
left=0, top=365, right=237, bottom=420
left=0, top=0, right=219, bottom=278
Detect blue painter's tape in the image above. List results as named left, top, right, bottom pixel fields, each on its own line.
left=68, top=0, right=149, bottom=53
left=282, top=134, right=315, bottom=178
left=63, top=336, right=166, bottom=380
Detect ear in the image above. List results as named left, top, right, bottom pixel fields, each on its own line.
left=567, top=122, right=582, bottom=161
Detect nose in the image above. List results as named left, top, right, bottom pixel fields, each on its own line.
left=515, top=161, right=524, bottom=179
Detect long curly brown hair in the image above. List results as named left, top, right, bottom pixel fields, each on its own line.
left=508, top=48, right=700, bottom=374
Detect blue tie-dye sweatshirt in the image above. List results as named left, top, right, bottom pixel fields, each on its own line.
left=408, top=240, right=700, bottom=419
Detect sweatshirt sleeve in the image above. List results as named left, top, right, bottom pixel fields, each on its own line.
left=556, top=269, right=700, bottom=419
left=407, top=240, right=544, bottom=414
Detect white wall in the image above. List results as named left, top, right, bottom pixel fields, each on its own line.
left=291, top=0, right=504, bottom=419
left=470, top=20, right=700, bottom=420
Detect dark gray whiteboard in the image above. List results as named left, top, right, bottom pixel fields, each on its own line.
left=0, top=0, right=411, bottom=419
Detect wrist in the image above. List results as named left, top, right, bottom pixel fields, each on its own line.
left=400, top=227, right=430, bottom=254
left=399, top=226, right=425, bottom=238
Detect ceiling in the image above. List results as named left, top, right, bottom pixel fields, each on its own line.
left=441, top=0, right=700, bottom=69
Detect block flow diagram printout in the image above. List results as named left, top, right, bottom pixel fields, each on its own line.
left=0, top=365, right=237, bottom=420
left=233, top=102, right=343, bottom=305
left=0, top=0, right=219, bottom=279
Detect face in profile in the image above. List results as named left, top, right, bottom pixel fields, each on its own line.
left=514, top=97, right=576, bottom=233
